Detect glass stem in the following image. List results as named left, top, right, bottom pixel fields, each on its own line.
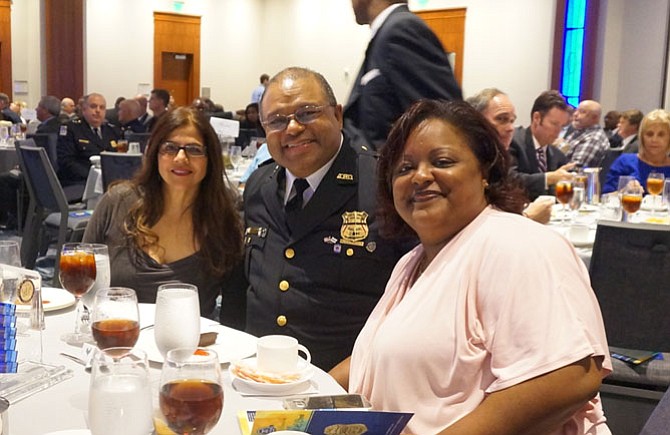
left=74, top=299, right=89, bottom=335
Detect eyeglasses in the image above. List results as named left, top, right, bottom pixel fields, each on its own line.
left=262, top=105, right=333, bottom=133
left=158, top=142, right=207, bottom=158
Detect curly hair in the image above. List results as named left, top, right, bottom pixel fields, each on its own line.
left=377, top=99, right=526, bottom=238
left=124, top=107, right=243, bottom=278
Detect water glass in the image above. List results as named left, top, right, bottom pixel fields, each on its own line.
left=154, top=283, right=200, bottom=358
left=0, top=241, right=21, bottom=267
left=0, top=126, right=9, bottom=145
left=82, top=244, right=111, bottom=308
left=159, top=348, right=223, bottom=434
left=662, top=179, right=670, bottom=208
left=88, top=347, right=154, bottom=435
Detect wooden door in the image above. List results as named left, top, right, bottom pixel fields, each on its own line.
left=416, top=8, right=466, bottom=86
left=154, top=12, right=201, bottom=107
left=45, top=0, right=84, bottom=99
left=0, top=0, right=12, bottom=95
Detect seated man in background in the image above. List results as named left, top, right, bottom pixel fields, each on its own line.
left=57, top=93, right=122, bottom=197
left=241, top=67, right=409, bottom=371
left=134, top=94, right=150, bottom=125
left=117, top=99, right=147, bottom=137
left=59, top=97, right=78, bottom=124
left=510, top=90, right=575, bottom=200
left=0, top=93, right=22, bottom=124
left=27, top=95, right=61, bottom=135
left=565, top=99, right=610, bottom=168
left=603, top=110, right=620, bottom=138
left=610, top=109, right=643, bottom=153
left=467, top=88, right=553, bottom=224
left=145, top=88, right=170, bottom=131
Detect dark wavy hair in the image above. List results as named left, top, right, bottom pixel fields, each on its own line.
left=378, top=99, right=526, bottom=238
left=124, top=107, right=243, bottom=278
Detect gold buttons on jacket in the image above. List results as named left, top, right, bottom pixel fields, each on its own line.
left=279, top=280, right=289, bottom=291
left=285, top=248, right=295, bottom=259
left=346, top=248, right=354, bottom=257
left=277, top=315, right=287, bottom=327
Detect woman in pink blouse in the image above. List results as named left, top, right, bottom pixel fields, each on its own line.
left=330, top=100, right=611, bottom=435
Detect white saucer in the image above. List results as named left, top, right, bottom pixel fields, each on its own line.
left=42, top=430, right=91, bottom=435
left=229, top=357, right=313, bottom=394
left=16, top=287, right=76, bottom=313
left=135, top=324, right=257, bottom=364
left=569, top=237, right=595, bottom=248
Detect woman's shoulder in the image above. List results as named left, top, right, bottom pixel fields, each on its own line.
left=474, top=208, right=566, bottom=250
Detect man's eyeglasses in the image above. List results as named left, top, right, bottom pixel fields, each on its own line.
left=158, top=142, right=207, bottom=158
left=262, top=105, right=334, bottom=133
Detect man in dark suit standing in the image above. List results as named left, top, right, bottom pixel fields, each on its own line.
left=343, top=0, right=461, bottom=150
left=509, top=90, right=575, bottom=200
left=241, top=67, right=407, bottom=371
left=57, top=93, right=121, bottom=195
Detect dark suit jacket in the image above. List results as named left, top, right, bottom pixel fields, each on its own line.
left=510, top=127, right=568, bottom=200
left=242, top=137, right=408, bottom=371
left=1, top=108, right=22, bottom=124
left=57, top=118, right=122, bottom=186
left=343, top=4, right=461, bottom=150
left=36, top=116, right=61, bottom=135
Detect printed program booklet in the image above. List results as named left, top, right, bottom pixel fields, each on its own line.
left=238, top=409, right=413, bottom=435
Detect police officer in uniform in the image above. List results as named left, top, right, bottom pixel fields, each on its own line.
left=240, top=67, right=409, bottom=371
left=57, top=93, right=122, bottom=197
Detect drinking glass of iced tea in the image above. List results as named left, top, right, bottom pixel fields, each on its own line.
left=91, top=287, right=140, bottom=353
left=646, top=172, right=665, bottom=216
left=621, top=182, right=644, bottom=222
left=159, top=348, right=223, bottom=434
left=59, top=243, right=96, bottom=344
left=555, top=179, right=574, bottom=226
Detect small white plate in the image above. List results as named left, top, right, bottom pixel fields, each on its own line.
left=16, top=287, right=76, bottom=313
left=570, top=237, right=595, bottom=248
left=230, top=357, right=313, bottom=394
left=135, top=324, right=257, bottom=364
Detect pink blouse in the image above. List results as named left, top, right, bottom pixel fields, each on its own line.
left=349, top=207, right=612, bottom=434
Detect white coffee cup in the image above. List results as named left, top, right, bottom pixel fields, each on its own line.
left=128, top=142, right=141, bottom=154
left=569, top=223, right=590, bottom=244
left=256, top=335, right=311, bottom=373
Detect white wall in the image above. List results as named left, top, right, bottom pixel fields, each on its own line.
left=9, top=0, right=42, bottom=116
left=410, top=0, right=557, bottom=126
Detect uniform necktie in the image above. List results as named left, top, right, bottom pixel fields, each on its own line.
left=93, top=127, right=102, bottom=139
left=536, top=147, right=547, bottom=173
left=285, top=178, right=309, bottom=212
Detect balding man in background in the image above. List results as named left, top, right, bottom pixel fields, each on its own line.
left=565, top=100, right=610, bottom=168
left=118, top=99, right=147, bottom=137
left=59, top=97, right=77, bottom=124
left=27, top=95, right=62, bottom=135
left=134, top=94, right=150, bottom=125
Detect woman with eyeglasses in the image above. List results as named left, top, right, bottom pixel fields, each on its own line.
left=83, top=107, right=244, bottom=321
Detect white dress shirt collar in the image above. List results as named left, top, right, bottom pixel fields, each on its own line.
left=284, top=133, right=344, bottom=205
left=370, top=3, right=404, bottom=39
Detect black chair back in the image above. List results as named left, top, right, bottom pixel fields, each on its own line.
left=16, top=143, right=68, bottom=213
left=27, top=133, right=59, bottom=172
left=100, top=152, right=143, bottom=191
left=590, top=221, right=670, bottom=351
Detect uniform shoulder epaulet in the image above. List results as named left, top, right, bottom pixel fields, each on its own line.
left=257, top=157, right=275, bottom=168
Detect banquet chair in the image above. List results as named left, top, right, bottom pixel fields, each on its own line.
left=589, top=220, right=670, bottom=434
left=100, top=151, right=143, bottom=191
left=641, top=386, right=670, bottom=435
left=598, top=149, right=622, bottom=188
left=16, top=144, right=92, bottom=280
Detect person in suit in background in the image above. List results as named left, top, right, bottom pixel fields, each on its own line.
left=610, top=109, right=643, bottom=153
left=0, top=93, right=22, bottom=124
left=343, top=0, right=461, bottom=150
left=146, top=88, right=170, bottom=131
left=57, top=93, right=122, bottom=197
left=510, top=90, right=575, bottom=200
left=242, top=67, right=408, bottom=371
left=134, top=94, right=150, bottom=125
left=25, top=95, right=61, bottom=135
left=467, top=88, right=553, bottom=224
left=59, top=97, right=78, bottom=124
left=117, top=99, right=147, bottom=136
left=603, top=110, right=620, bottom=138
left=105, top=96, right=125, bottom=126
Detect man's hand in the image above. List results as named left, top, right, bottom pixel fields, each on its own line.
left=546, top=162, right=577, bottom=185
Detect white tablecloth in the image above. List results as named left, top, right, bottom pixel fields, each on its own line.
left=82, top=166, right=103, bottom=209
left=10, top=303, right=345, bottom=434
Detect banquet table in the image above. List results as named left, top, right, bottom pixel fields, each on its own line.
left=9, top=302, right=345, bottom=434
